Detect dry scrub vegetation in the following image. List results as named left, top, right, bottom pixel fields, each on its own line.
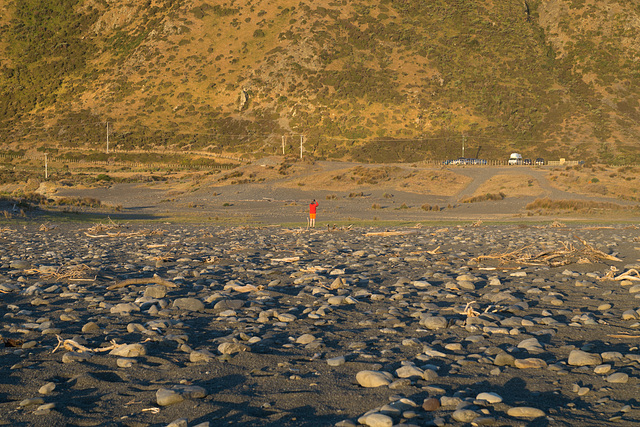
left=548, top=165, right=640, bottom=201
left=525, top=198, right=638, bottom=215
left=471, top=174, right=545, bottom=198
left=460, top=192, right=506, bottom=203
left=282, top=165, right=471, bottom=195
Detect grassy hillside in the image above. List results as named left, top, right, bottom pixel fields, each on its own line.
left=1, top=0, right=639, bottom=163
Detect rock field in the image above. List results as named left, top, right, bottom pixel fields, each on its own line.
left=2, top=222, right=640, bottom=426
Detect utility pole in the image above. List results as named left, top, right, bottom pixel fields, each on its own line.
left=106, top=122, right=110, bottom=154
left=44, top=153, right=48, bottom=179
left=462, top=134, right=466, bottom=158
left=300, top=135, right=304, bottom=159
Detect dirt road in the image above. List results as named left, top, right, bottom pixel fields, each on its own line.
left=53, top=162, right=639, bottom=224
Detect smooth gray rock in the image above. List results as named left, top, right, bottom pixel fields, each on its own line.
left=419, top=315, right=448, bottom=330
left=507, top=407, right=545, bottom=418
left=357, top=413, right=393, bottom=427
left=452, top=409, right=479, bottom=423
left=62, top=351, right=92, bottom=363
left=356, top=370, right=394, bottom=388
left=156, top=388, right=184, bottom=406
left=173, top=297, right=205, bottom=312
left=144, top=285, right=167, bottom=299
left=607, top=372, right=629, bottom=383
left=568, top=350, right=602, bottom=366
left=109, top=343, right=146, bottom=358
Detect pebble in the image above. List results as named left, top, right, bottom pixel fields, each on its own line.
left=420, top=315, right=448, bottom=330
left=507, top=407, right=546, bottom=418
left=116, top=357, right=137, bottom=367
left=606, top=372, right=629, bottom=383
left=218, top=342, right=249, bottom=354
left=296, top=333, right=316, bottom=344
left=156, top=388, right=184, bottom=406
left=568, top=350, right=603, bottom=366
left=2, top=223, right=639, bottom=426
left=493, top=352, right=515, bottom=366
left=172, top=297, right=205, bottom=312
left=62, top=351, right=92, bottom=363
left=327, top=356, right=346, bottom=367
left=19, top=397, right=45, bottom=407
left=190, top=349, right=215, bottom=363
left=38, top=382, right=56, bottom=395
left=514, top=358, right=547, bottom=369
left=452, top=408, right=479, bottom=422
left=476, top=392, right=502, bottom=404
left=166, top=419, right=188, bottom=427
left=81, top=321, right=101, bottom=333
left=422, top=397, right=441, bottom=411
left=357, top=413, right=393, bottom=427
left=356, top=371, right=394, bottom=388
left=109, top=343, right=146, bottom=358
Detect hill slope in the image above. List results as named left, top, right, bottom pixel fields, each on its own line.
left=1, top=0, right=639, bottom=163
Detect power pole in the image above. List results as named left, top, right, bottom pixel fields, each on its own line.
left=300, top=135, right=304, bottom=159
left=106, top=122, right=110, bottom=154
left=462, top=134, right=466, bottom=158
left=44, top=153, right=48, bottom=179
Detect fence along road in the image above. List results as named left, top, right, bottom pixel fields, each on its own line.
left=0, top=150, right=242, bottom=171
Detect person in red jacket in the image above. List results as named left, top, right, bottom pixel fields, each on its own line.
left=309, top=199, right=319, bottom=227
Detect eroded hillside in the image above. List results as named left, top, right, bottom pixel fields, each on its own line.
left=1, top=0, right=639, bottom=163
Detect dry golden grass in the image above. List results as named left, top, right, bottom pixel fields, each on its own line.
left=281, top=165, right=470, bottom=196
left=525, top=198, right=632, bottom=212
left=472, top=174, right=546, bottom=198
left=460, top=192, right=506, bottom=203
left=548, top=165, right=640, bottom=201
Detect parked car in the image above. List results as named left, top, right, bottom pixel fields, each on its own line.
left=523, top=158, right=532, bottom=165
left=508, top=153, right=523, bottom=165
left=444, top=158, right=487, bottom=165
left=468, top=158, right=487, bottom=165
left=444, top=157, right=469, bottom=165
left=535, top=158, right=545, bottom=165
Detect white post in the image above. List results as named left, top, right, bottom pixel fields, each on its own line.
left=300, top=135, right=303, bottom=159
left=44, top=153, right=48, bottom=179
left=106, top=122, right=109, bottom=154
left=282, top=135, right=285, bottom=155
left=462, top=134, right=465, bottom=158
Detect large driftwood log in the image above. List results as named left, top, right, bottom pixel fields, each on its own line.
left=107, top=274, right=177, bottom=290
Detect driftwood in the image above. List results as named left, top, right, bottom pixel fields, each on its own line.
left=52, top=335, right=124, bottom=354
left=408, top=246, right=442, bottom=256
left=365, top=231, right=418, bottom=237
left=85, top=220, right=165, bottom=238
left=39, top=222, right=57, bottom=232
left=224, top=283, right=265, bottom=292
left=601, top=268, right=640, bottom=282
left=271, top=256, right=300, bottom=263
left=45, top=264, right=96, bottom=281
left=607, top=334, right=640, bottom=339
left=23, top=264, right=97, bottom=281
left=474, top=235, right=621, bottom=267
left=107, top=274, right=177, bottom=290
left=462, top=301, right=480, bottom=318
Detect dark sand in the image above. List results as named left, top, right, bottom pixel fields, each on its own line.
left=1, top=164, right=640, bottom=426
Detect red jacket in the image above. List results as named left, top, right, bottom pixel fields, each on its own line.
left=309, top=201, right=319, bottom=214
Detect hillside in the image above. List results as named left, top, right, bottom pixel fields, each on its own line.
left=1, top=0, right=639, bottom=163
